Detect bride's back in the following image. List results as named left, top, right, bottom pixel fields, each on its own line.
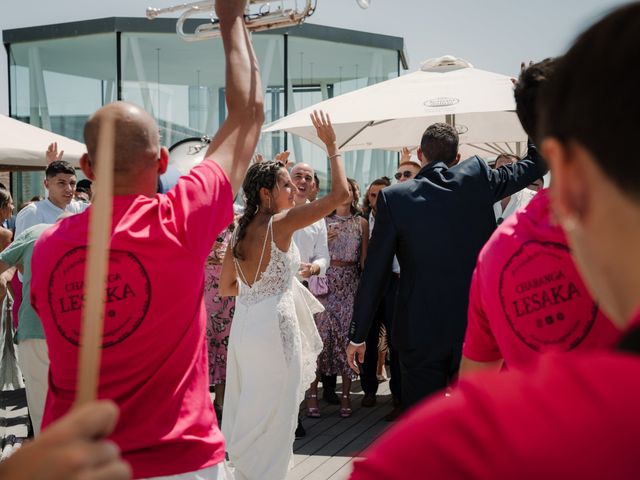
left=233, top=214, right=281, bottom=288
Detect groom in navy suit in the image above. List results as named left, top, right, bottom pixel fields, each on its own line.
left=348, top=123, right=547, bottom=407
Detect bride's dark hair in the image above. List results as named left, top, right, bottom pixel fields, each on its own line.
left=233, top=160, right=285, bottom=260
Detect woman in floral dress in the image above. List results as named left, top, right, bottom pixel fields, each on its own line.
left=306, top=178, right=368, bottom=417
left=204, top=223, right=236, bottom=417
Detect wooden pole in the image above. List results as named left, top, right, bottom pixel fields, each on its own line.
left=75, top=117, right=115, bottom=406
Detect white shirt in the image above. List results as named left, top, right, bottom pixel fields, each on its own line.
left=292, top=217, right=330, bottom=277
left=493, top=188, right=538, bottom=224
left=15, top=198, right=88, bottom=237
left=14, top=198, right=88, bottom=281
left=369, top=211, right=400, bottom=274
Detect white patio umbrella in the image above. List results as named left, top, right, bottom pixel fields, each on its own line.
left=0, top=114, right=87, bottom=170
left=263, top=56, right=528, bottom=159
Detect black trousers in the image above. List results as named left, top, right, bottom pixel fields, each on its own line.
left=387, top=337, right=402, bottom=402
left=397, top=345, right=461, bottom=408
left=360, top=274, right=401, bottom=398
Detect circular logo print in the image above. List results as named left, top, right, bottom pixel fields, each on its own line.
left=48, top=247, right=151, bottom=348
left=423, top=97, right=460, bottom=108
left=499, top=240, right=598, bottom=352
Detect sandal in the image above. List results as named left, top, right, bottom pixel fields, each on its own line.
left=306, top=393, right=321, bottom=418
left=340, top=394, right=352, bottom=418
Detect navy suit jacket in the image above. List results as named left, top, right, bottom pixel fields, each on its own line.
left=350, top=144, right=547, bottom=355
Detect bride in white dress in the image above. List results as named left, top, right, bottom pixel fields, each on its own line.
left=219, top=111, right=349, bottom=480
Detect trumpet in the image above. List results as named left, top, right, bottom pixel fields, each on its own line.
left=146, top=0, right=317, bottom=42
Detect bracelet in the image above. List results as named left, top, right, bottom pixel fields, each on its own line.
left=328, top=153, right=342, bottom=160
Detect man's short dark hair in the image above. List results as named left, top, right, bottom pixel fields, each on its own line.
left=76, top=179, right=92, bottom=191
left=514, top=58, right=558, bottom=141
left=314, top=173, right=320, bottom=191
left=45, top=160, right=76, bottom=179
left=539, top=3, right=640, bottom=201
left=420, top=123, right=459, bottom=166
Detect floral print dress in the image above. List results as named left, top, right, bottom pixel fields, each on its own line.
left=204, top=224, right=235, bottom=385
left=315, top=214, right=362, bottom=379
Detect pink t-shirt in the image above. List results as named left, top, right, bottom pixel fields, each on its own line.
left=351, top=313, right=640, bottom=480
left=31, top=160, right=233, bottom=478
left=462, top=189, right=620, bottom=368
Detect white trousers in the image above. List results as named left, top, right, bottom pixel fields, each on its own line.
left=17, top=339, right=49, bottom=436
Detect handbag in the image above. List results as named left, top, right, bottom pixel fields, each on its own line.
left=308, top=275, right=328, bottom=297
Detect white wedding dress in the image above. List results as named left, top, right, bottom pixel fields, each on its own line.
left=222, top=218, right=324, bottom=480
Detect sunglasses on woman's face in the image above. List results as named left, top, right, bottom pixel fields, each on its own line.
left=394, top=170, right=414, bottom=180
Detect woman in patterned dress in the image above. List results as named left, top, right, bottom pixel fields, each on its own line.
left=204, top=223, right=236, bottom=417
left=306, top=178, right=368, bottom=418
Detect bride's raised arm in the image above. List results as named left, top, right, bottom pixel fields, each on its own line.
left=274, top=110, right=350, bottom=235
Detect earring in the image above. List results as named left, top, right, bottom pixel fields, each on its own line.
left=254, top=204, right=259, bottom=215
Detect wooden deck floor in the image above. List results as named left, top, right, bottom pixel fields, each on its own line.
left=287, top=379, right=393, bottom=480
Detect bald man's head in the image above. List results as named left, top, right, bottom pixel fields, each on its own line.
left=290, top=163, right=315, bottom=203
left=84, top=102, right=160, bottom=174
left=290, top=163, right=315, bottom=177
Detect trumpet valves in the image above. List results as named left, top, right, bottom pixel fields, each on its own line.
left=146, top=7, right=162, bottom=19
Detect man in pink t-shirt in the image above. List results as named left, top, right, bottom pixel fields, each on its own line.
left=460, top=59, right=620, bottom=375
left=30, top=1, right=265, bottom=477
left=461, top=187, right=621, bottom=372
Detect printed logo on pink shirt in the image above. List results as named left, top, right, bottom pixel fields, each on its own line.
left=499, top=241, right=598, bottom=351
left=48, top=247, right=151, bottom=347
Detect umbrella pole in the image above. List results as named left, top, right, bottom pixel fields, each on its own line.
left=75, top=118, right=115, bottom=406
left=445, top=114, right=456, bottom=128
left=339, top=120, right=375, bottom=150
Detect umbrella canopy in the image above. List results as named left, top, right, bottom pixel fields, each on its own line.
left=0, top=114, right=87, bottom=170
left=264, top=56, right=527, bottom=158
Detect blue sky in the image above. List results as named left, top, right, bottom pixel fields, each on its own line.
left=0, top=0, right=632, bottom=114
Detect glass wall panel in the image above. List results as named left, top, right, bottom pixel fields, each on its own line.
left=254, top=34, right=286, bottom=160
left=286, top=36, right=399, bottom=196
left=121, top=32, right=284, bottom=158
left=8, top=33, right=117, bottom=204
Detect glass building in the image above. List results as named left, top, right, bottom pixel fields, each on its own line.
left=3, top=17, right=408, bottom=204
